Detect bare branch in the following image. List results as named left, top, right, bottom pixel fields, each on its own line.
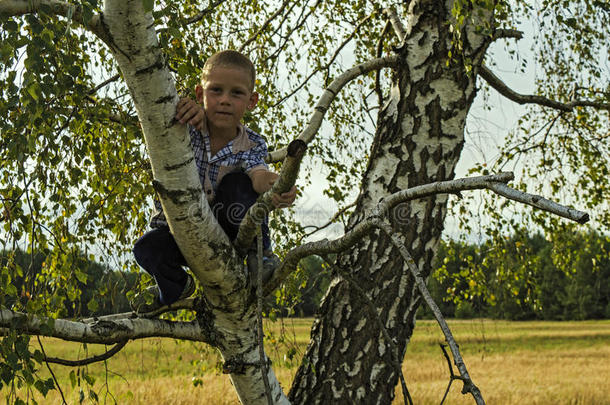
left=80, top=298, right=195, bottom=323
left=487, top=182, right=590, bottom=223
left=238, top=0, right=291, bottom=53
left=375, top=20, right=392, bottom=107
left=439, top=344, right=464, bottom=405
left=36, top=336, right=68, bottom=405
left=255, top=229, right=273, bottom=405
left=267, top=55, right=398, bottom=163
left=185, top=0, right=228, bottom=25
left=235, top=139, right=307, bottom=253
left=375, top=220, right=485, bottom=405
left=383, top=6, right=406, bottom=41
left=267, top=171, right=589, bottom=295
left=492, top=28, right=524, bottom=40
left=44, top=340, right=128, bottom=367
left=0, top=309, right=210, bottom=344
left=479, top=66, right=610, bottom=112
left=270, top=11, right=376, bottom=108
left=0, top=0, right=109, bottom=45
left=302, top=201, right=356, bottom=239
left=88, top=73, right=121, bottom=95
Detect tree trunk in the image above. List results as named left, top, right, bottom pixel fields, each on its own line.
left=101, top=1, right=288, bottom=402
left=290, top=1, right=492, bottom=403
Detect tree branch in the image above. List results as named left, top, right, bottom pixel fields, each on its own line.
left=36, top=336, right=68, bottom=405
left=492, top=28, right=524, bottom=40
left=80, top=298, right=196, bottom=324
left=185, top=0, right=228, bottom=25
left=43, top=340, right=128, bottom=367
left=375, top=20, right=392, bottom=107
left=479, top=66, right=610, bottom=112
left=266, top=172, right=588, bottom=295
left=255, top=229, right=273, bottom=405
left=234, top=139, right=307, bottom=254
left=238, top=0, right=291, bottom=53
left=487, top=182, right=590, bottom=223
left=375, top=220, right=485, bottom=405
left=267, top=55, right=398, bottom=163
left=439, top=343, right=464, bottom=405
left=383, top=6, right=406, bottom=41
left=0, top=0, right=110, bottom=45
left=0, top=309, right=211, bottom=344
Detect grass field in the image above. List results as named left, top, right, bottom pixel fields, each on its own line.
left=3, top=319, right=609, bottom=404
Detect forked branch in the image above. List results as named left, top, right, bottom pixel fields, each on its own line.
left=375, top=220, right=485, bottom=405
left=266, top=55, right=398, bottom=163
left=269, top=172, right=588, bottom=295
left=479, top=66, right=610, bottom=112
left=383, top=6, right=407, bottom=41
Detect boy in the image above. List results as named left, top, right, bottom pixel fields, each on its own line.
left=131, top=50, right=296, bottom=316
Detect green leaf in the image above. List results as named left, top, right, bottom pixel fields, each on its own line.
left=82, top=372, right=95, bottom=386
left=75, top=269, right=88, bottom=284
left=34, top=379, right=50, bottom=396
left=70, top=370, right=77, bottom=388
left=4, top=21, right=18, bottom=32
left=27, top=84, right=39, bottom=101
left=87, top=297, right=99, bottom=313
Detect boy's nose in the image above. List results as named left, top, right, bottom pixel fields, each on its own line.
left=219, top=92, right=231, bottom=104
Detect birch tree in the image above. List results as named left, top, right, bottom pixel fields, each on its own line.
left=0, top=0, right=607, bottom=404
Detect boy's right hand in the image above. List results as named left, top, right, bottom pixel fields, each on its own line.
left=176, top=97, right=206, bottom=132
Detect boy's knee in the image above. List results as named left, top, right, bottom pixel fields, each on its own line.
left=215, top=172, right=257, bottom=205
left=133, top=227, right=171, bottom=266
left=133, top=236, right=152, bottom=266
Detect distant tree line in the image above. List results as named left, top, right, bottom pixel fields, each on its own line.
left=3, top=226, right=608, bottom=320
left=420, top=226, right=610, bottom=320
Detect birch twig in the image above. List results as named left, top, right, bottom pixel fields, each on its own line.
left=375, top=220, right=485, bottom=405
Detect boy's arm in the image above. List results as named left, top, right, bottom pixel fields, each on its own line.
left=249, top=169, right=297, bottom=209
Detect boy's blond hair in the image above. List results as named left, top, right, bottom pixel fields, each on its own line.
left=201, top=50, right=256, bottom=91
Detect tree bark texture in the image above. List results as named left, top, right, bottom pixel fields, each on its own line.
left=99, top=1, right=288, bottom=402
left=289, top=1, right=492, bottom=403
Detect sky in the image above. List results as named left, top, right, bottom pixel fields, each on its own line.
left=292, top=29, right=535, bottom=244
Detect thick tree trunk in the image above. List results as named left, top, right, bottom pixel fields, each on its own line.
left=101, top=1, right=288, bottom=403
left=289, top=1, right=492, bottom=403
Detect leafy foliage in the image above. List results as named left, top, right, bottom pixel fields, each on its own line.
left=0, top=0, right=608, bottom=401
left=421, top=226, right=610, bottom=320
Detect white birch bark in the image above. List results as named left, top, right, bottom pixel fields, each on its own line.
left=99, top=1, right=289, bottom=403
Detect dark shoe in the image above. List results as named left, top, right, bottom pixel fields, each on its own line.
left=247, top=250, right=280, bottom=285
left=130, top=274, right=196, bottom=316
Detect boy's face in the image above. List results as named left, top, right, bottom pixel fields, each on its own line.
left=196, top=66, right=258, bottom=133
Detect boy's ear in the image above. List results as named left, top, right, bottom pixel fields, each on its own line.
left=247, top=92, right=259, bottom=111
left=195, top=84, right=204, bottom=104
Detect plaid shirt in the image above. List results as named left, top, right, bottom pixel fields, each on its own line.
left=150, top=124, right=269, bottom=228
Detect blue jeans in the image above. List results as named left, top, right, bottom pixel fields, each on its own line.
left=133, top=172, right=270, bottom=304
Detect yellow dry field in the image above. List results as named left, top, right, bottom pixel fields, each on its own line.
left=2, top=319, right=609, bottom=404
